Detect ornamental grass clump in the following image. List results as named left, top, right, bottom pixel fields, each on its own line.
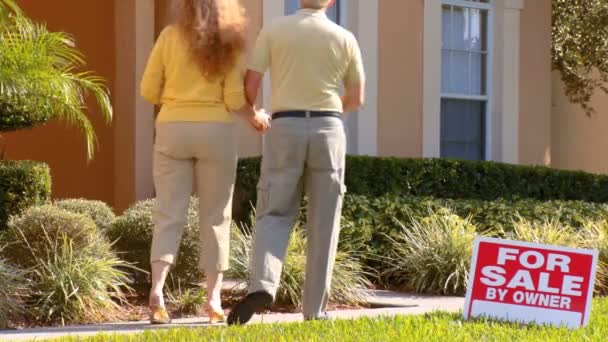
left=382, top=208, right=479, bottom=295
left=28, top=236, right=133, bottom=325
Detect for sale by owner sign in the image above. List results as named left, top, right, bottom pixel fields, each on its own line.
left=464, top=237, right=598, bottom=328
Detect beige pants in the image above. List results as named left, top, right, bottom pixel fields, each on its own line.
left=249, top=116, right=347, bottom=318
left=150, top=122, right=237, bottom=272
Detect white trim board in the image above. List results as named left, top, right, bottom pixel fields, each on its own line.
left=500, top=0, right=524, bottom=164
left=134, top=0, right=155, bottom=200
left=423, top=0, right=442, bottom=158
left=261, top=0, right=285, bottom=110
left=356, top=0, right=379, bottom=156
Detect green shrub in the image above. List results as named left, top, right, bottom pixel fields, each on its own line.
left=229, top=222, right=371, bottom=308
left=339, top=195, right=608, bottom=262
left=1, top=205, right=112, bottom=269
left=235, top=156, right=608, bottom=220
left=0, top=160, right=51, bottom=229
left=232, top=191, right=608, bottom=283
left=381, top=209, right=478, bottom=295
left=107, top=197, right=202, bottom=287
left=450, top=198, right=608, bottom=233
left=55, top=199, right=116, bottom=234
left=233, top=158, right=262, bottom=222
left=0, top=99, right=52, bottom=132
left=337, top=196, right=376, bottom=255
left=0, top=250, right=27, bottom=328
left=28, top=236, right=132, bottom=325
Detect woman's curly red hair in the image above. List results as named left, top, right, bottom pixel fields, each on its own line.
left=174, top=0, right=247, bottom=80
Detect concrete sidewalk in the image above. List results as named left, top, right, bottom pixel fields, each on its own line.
left=0, top=291, right=464, bottom=341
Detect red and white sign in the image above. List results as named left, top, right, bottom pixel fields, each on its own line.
left=464, top=237, right=598, bottom=329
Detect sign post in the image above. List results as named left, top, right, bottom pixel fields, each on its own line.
left=464, top=237, right=598, bottom=329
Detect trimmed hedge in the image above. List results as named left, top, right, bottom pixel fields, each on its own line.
left=0, top=161, right=51, bottom=229
left=235, top=156, right=608, bottom=221
left=55, top=198, right=116, bottom=233
left=0, top=100, right=52, bottom=132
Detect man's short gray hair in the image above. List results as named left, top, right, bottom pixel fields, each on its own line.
left=300, top=0, right=331, bottom=9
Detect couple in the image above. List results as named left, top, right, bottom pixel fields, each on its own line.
left=141, top=0, right=365, bottom=325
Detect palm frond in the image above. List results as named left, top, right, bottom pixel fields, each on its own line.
left=0, top=0, right=22, bottom=24
left=0, top=14, right=112, bottom=160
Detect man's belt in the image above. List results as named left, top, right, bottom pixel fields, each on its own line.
left=272, top=111, right=342, bottom=120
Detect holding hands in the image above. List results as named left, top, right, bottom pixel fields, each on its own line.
left=248, top=107, right=271, bottom=134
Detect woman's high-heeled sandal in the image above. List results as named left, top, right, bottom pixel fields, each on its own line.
left=205, top=302, right=226, bottom=324
left=150, top=305, right=172, bottom=325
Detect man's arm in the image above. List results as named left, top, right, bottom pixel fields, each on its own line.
left=246, top=26, right=270, bottom=107
left=245, top=70, right=264, bottom=106
left=342, top=82, right=365, bottom=114
left=342, top=34, right=366, bottom=113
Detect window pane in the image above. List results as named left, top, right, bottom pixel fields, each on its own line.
left=470, top=52, right=487, bottom=95
left=442, top=5, right=487, bottom=52
left=449, top=6, right=469, bottom=50
left=284, top=0, right=340, bottom=23
left=285, top=0, right=300, bottom=15
left=470, top=8, right=488, bottom=52
left=452, top=51, right=469, bottom=94
left=441, top=5, right=488, bottom=96
left=440, top=99, right=485, bottom=160
left=441, top=50, right=451, bottom=93
left=326, top=4, right=339, bottom=22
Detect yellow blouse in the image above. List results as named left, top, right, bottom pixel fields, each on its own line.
left=140, top=25, right=246, bottom=123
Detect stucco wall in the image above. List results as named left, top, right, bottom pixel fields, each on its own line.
left=518, top=0, right=552, bottom=165
left=377, top=0, right=424, bottom=158
left=552, top=73, right=608, bottom=175
left=4, top=0, right=116, bottom=206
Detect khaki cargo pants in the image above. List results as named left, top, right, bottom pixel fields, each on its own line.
left=249, top=116, right=347, bottom=318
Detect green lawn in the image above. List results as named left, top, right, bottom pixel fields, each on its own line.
left=55, top=298, right=608, bottom=342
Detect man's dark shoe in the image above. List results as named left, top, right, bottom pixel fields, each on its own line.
left=227, top=291, right=273, bottom=325
left=304, top=312, right=331, bottom=321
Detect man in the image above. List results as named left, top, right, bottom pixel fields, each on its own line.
left=227, top=0, right=365, bottom=324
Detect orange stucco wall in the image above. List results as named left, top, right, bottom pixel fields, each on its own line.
left=377, top=0, right=424, bottom=158
left=552, top=73, right=608, bottom=175
left=519, top=0, right=552, bottom=165
left=4, top=0, right=116, bottom=206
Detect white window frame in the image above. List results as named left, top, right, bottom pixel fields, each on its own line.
left=284, top=0, right=344, bottom=24
left=440, top=0, right=494, bottom=161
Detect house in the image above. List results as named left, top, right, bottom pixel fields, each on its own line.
left=6, top=0, right=593, bottom=213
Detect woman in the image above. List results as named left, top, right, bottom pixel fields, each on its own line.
left=140, top=0, right=269, bottom=324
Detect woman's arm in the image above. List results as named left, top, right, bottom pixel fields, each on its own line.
left=140, top=28, right=168, bottom=105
